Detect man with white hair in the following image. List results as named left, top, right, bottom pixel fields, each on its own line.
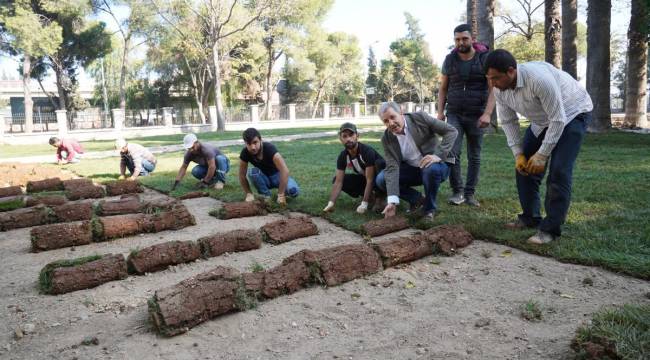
left=115, top=138, right=157, bottom=180
left=376, top=102, right=458, bottom=220
left=172, top=133, right=230, bottom=190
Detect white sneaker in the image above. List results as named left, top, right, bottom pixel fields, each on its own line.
left=214, top=181, right=224, bottom=190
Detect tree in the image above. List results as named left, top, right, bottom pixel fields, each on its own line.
left=365, top=46, right=379, bottom=104
left=544, top=0, right=561, bottom=68
left=586, top=0, right=612, bottom=132
left=497, top=0, right=544, bottom=41
left=562, top=0, right=578, bottom=78
left=94, top=0, right=155, bottom=110
left=151, top=0, right=275, bottom=131
left=0, top=1, right=62, bottom=132
left=624, top=0, right=649, bottom=128
left=466, top=0, right=479, bottom=39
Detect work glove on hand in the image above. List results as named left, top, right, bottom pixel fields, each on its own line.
left=356, top=201, right=368, bottom=214
left=196, top=180, right=209, bottom=189
left=526, top=153, right=548, bottom=175
left=515, top=154, right=529, bottom=176
left=245, top=193, right=255, bottom=202
left=277, top=194, right=287, bottom=206
left=171, top=180, right=180, bottom=191
left=118, top=175, right=126, bottom=180
left=323, top=201, right=335, bottom=212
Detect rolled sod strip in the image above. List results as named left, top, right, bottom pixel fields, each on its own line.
left=66, top=185, right=105, bottom=201
left=143, top=204, right=196, bottom=232
left=177, top=191, right=209, bottom=200
left=372, top=233, right=434, bottom=268
left=31, top=221, right=93, bottom=252
left=361, top=216, right=410, bottom=237
left=148, top=226, right=476, bottom=337
left=211, top=201, right=266, bottom=219
left=26, top=178, right=63, bottom=193
left=93, top=213, right=148, bottom=241
left=261, top=217, right=318, bottom=244
left=423, top=225, right=474, bottom=255
left=62, top=178, right=94, bottom=190
left=39, top=254, right=128, bottom=295
left=127, top=240, right=201, bottom=275
left=198, top=229, right=263, bottom=258
left=300, top=244, right=383, bottom=287
left=96, top=196, right=142, bottom=216
left=104, top=180, right=143, bottom=196
left=0, top=186, right=23, bottom=198
left=52, top=201, right=94, bottom=221
left=148, top=266, right=244, bottom=337
left=0, top=205, right=54, bottom=231
left=25, top=195, right=67, bottom=207
left=0, top=196, right=25, bottom=212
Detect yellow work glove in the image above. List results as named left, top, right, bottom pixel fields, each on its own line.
left=526, top=153, right=548, bottom=175
left=118, top=175, right=126, bottom=180
left=245, top=193, right=255, bottom=202
left=515, top=154, right=528, bottom=176
left=277, top=194, right=287, bottom=206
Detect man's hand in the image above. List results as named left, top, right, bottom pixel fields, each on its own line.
left=196, top=180, right=209, bottom=189
left=277, top=194, right=287, bottom=206
left=356, top=201, right=368, bottom=214
left=526, top=153, right=548, bottom=175
left=245, top=193, right=255, bottom=202
left=382, top=203, right=397, bottom=218
left=419, top=154, right=441, bottom=168
left=118, top=175, right=126, bottom=180
left=436, top=113, right=446, bottom=121
left=171, top=180, right=180, bottom=191
left=478, top=113, right=491, bottom=128
left=515, top=154, right=529, bottom=176
left=323, top=201, right=335, bottom=212
left=128, top=176, right=136, bottom=181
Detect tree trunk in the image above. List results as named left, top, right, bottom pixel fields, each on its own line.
left=212, top=42, right=225, bottom=131
left=466, top=0, right=479, bottom=38
left=545, top=0, right=562, bottom=68
left=54, top=66, right=67, bottom=110
left=22, top=55, right=34, bottom=133
left=624, top=0, right=649, bottom=128
left=311, top=82, right=325, bottom=119
left=264, top=46, right=274, bottom=120
left=562, top=0, right=578, bottom=78
left=119, top=35, right=131, bottom=110
left=478, top=0, right=497, bottom=131
left=586, top=0, right=612, bottom=132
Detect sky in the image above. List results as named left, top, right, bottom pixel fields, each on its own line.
left=0, top=0, right=634, bottom=87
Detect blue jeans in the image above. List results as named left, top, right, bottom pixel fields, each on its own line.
left=447, top=113, right=484, bottom=196
left=191, top=155, right=230, bottom=184
left=125, top=157, right=156, bottom=177
left=248, top=168, right=300, bottom=197
left=375, top=162, right=450, bottom=213
left=516, top=112, right=590, bottom=236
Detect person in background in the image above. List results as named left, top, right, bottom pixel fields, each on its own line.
left=49, top=136, right=84, bottom=165
left=115, top=138, right=157, bottom=180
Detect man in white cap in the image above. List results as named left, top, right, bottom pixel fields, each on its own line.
left=172, top=133, right=230, bottom=190
left=115, top=138, right=157, bottom=180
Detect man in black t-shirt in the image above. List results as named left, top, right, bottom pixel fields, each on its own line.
left=239, top=128, right=299, bottom=205
left=172, top=133, right=230, bottom=191
left=323, top=122, right=385, bottom=214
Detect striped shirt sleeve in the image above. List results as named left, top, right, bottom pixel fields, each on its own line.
left=496, top=98, right=523, bottom=157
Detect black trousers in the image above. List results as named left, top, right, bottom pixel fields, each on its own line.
left=333, top=174, right=367, bottom=198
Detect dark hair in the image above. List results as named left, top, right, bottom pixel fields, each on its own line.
left=49, top=137, right=59, bottom=145
left=484, top=49, right=518, bottom=73
left=242, top=128, right=261, bottom=144
left=454, top=24, right=472, bottom=34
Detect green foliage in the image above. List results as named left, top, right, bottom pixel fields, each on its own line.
left=572, top=304, right=649, bottom=359
left=0, top=198, right=25, bottom=212
left=521, top=300, right=543, bottom=321
left=495, top=21, right=587, bottom=63
left=0, top=2, right=62, bottom=58
left=39, top=254, right=103, bottom=293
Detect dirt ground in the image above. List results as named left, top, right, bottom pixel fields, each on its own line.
left=0, top=191, right=648, bottom=360
left=0, top=163, right=76, bottom=187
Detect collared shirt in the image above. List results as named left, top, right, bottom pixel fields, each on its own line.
left=495, top=61, right=593, bottom=157
left=56, top=138, right=84, bottom=161
left=388, top=120, right=422, bottom=204
left=121, top=143, right=156, bottom=176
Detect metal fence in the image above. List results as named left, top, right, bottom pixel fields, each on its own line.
left=172, top=106, right=204, bottom=125
left=295, top=104, right=323, bottom=119
left=261, top=104, right=290, bottom=121
left=67, top=109, right=112, bottom=130
left=223, top=105, right=251, bottom=123
left=124, top=109, right=163, bottom=127
left=329, top=105, right=353, bottom=119
left=4, top=112, right=57, bottom=133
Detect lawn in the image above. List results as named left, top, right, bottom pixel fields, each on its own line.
left=0, top=126, right=344, bottom=158
left=62, top=128, right=650, bottom=279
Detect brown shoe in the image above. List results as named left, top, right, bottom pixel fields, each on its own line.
left=504, top=219, right=530, bottom=230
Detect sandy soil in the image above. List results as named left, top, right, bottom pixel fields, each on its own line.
left=0, top=163, right=76, bottom=187
left=0, top=193, right=648, bottom=360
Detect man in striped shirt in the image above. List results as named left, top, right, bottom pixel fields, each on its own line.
left=485, top=49, right=593, bottom=245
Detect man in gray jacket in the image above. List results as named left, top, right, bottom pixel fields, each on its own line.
left=376, top=102, right=458, bottom=220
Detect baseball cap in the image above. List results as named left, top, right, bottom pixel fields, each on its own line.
left=183, top=133, right=198, bottom=149
left=339, top=122, right=357, bottom=134
left=115, top=138, right=127, bottom=149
